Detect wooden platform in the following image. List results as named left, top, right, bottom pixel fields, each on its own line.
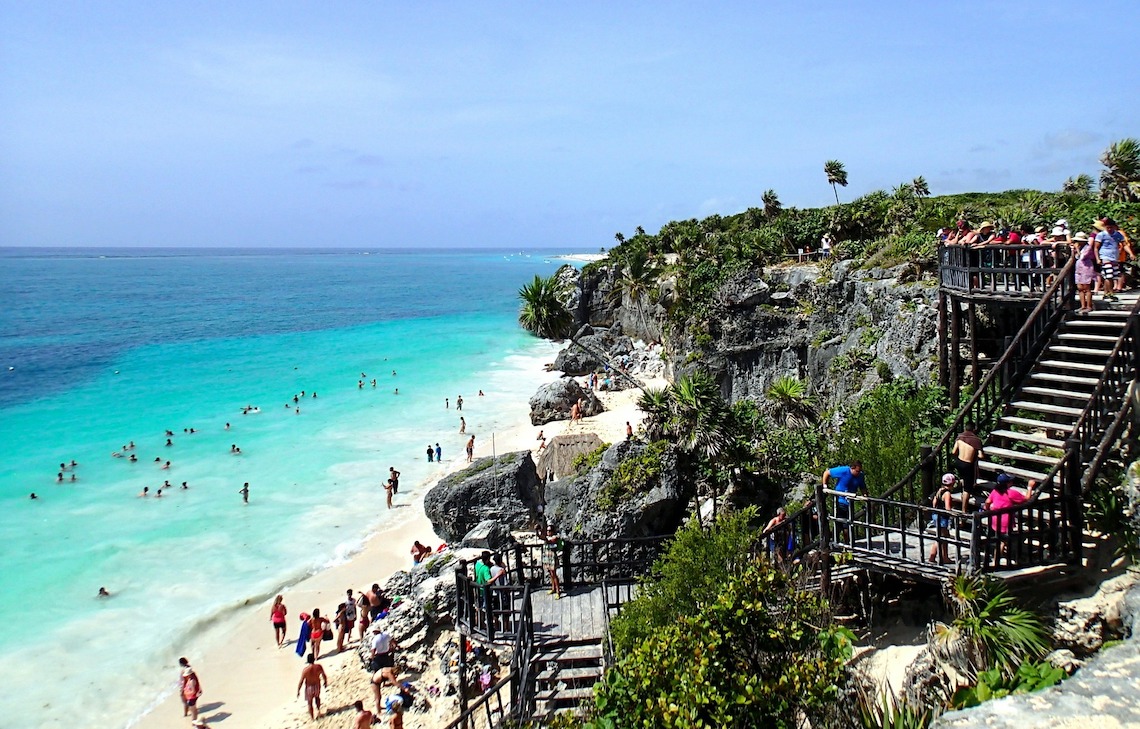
left=531, top=586, right=607, bottom=645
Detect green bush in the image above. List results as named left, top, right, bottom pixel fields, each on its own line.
left=597, top=439, right=669, bottom=509
left=590, top=525, right=855, bottom=729
left=829, top=379, right=950, bottom=496
left=571, top=442, right=610, bottom=475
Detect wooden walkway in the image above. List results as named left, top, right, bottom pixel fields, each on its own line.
left=530, top=586, right=607, bottom=645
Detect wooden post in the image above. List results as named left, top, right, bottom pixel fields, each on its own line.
left=1065, top=438, right=1083, bottom=566
left=920, top=445, right=935, bottom=503
left=513, top=545, right=524, bottom=585
left=815, top=481, right=831, bottom=595
left=950, top=295, right=961, bottom=409
left=937, top=291, right=948, bottom=390
left=968, top=301, right=980, bottom=391
left=562, top=539, right=572, bottom=590
left=458, top=630, right=469, bottom=723
left=969, top=513, right=981, bottom=573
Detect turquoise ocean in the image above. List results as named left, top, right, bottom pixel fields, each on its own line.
left=0, top=248, right=569, bottom=727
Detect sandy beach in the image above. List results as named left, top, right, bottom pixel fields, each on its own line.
left=134, top=365, right=661, bottom=729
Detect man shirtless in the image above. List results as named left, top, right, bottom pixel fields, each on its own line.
left=351, top=700, right=374, bottom=729
left=297, top=653, right=328, bottom=719
left=951, top=423, right=985, bottom=510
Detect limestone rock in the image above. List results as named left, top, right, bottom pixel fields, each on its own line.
left=553, top=327, right=635, bottom=377
left=528, top=378, right=604, bottom=425
left=423, top=451, right=541, bottom=542
left=459, top=519, right=515, bottom=551
left=542, top=439, right=689, bottom=541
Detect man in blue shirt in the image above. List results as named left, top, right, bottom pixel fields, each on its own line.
left=823, top=460, right=867, bottom=542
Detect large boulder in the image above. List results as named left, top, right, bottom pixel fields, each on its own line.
left=528, top=379, right=604, bottom=425
left=553, top=327, right=635, bottom=376
left=459, top=519, right=515, bottom=551
left=424, top=451, right=541, bottom=542
left=542, top=439, right=688, bottom=541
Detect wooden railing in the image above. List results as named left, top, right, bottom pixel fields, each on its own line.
left=454, top=569, right=529, bottom=645
left=882, top=253, right=1076, bottom=504
left=939, top=243, right=1070, bottom=295
left=441, top=672, right=515, bottom=729
left=473, top=536, right=672, bottom=593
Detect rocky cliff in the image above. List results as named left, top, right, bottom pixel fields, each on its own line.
left=569, top=259, right=939, bottom=411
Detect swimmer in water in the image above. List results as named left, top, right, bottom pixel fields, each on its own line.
left=70, top=459, right=78, bottom=468
left=129, top=454, right=137, bottom=463
left=57, top=472, right=64, bottom=482
left=478, top=390, right=484, bottom=396
left=29, top=493, right=37, bottom=500
left=239, top=482, right=250, bottom=504
left=181, top=482, right=188, bottom=489
left=139, top=487, right=150, bottom=497
left=312, top=392, right=317, bottom=398
left=162, top=461, right=171, bottom=470
left=155, top=457, right=161, bottom=463
left=98, top=587, right=110, bottom=598
left=371, top=379, right=377, bottom=388
left=166, top=438, right=173, bottom=446
left=394, top=388, right=398, bottom=395
left=225, top=423, right=231, bottom=430
left=155, top=489, right=163, bottom=497
left=70, top=474, right=77, bottom=482
left=164, top=480, right=171, bottom=488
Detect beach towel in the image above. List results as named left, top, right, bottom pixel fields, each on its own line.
left=295, top=619, right=312, bottom=657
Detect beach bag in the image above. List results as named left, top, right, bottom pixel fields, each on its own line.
left=322, top=626, right=334, bottom=641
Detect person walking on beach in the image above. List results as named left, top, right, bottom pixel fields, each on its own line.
left=342, top=589, right=358, bottom=645
left=456, top=395, right=463, bottom=411
left=434, top=443, right=442, bottom=462
left=384, top=478, right=394, bottom=509
left=239, top=482, right=249, bottom=504
left=297, top=653, right=328, bottom=720
left=466, top=436, right=475, bottom=463
left=178, top=657, right=205, bottom=727
left=270, top=594, right=288, bottom=647
left=426, top=444, right=434, bottom=463
left=459, top=416, right=466, bottom=434
left=388, top=467, right=400, bottom=495
left=308, top=608, right=331, bottom=660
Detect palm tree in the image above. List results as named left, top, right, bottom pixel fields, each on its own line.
left=762, top=189, right=782, bottom=220
left=825, top=160, right=849, bottom=205
left=614, top=232, right=626, bottom=245
left=636, top=388, right=671, bottom=441
left=765, top=375, right=818, bottom=428
left=518, top=275, right=572, bottom=339
left=1098, top=138, right=1140, bottom=202
left=611, top=247, right=660, bottom=340
left=518, top=273, right=646, bottom=391
left=912, top=176, right=930, bottom=199
left=1061, top=173, right=1094, bottom=197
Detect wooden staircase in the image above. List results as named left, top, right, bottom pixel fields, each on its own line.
left=530, top=638, right=605, bottom=721
left=981, top=296, right=1137, bottom=489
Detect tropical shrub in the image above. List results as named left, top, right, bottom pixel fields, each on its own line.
left=592, top=515, right=855, bottom=729
left=597, top=439, right=669, bottom=509
left=571, top=442, right=610, bottom=475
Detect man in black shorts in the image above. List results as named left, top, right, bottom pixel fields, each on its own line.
left=388, top=467, right=400, bottom=494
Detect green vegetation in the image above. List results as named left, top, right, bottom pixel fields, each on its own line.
left=591, top=138, right=1140, bottom=333
left=571, top=442, right=610, bottom=475
left=598, top=439, right=667, bottom=509
left=830, top=379, right=950, bottom=497
left=591, top=512, right=856, bottom=729
left=949, top=660, right=1064, bottom=710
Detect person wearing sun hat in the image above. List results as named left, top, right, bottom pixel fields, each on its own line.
left=1073, top=231, right=1097, bottom=313
left=969, top=220, right=996, bottom=247
left=928, top=473, right=957, bottom=565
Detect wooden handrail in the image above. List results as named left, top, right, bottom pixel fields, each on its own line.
left=881, top=253, right=1076, bottom=503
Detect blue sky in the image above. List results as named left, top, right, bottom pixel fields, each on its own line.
left=1, top=2, right=1136, bottom=248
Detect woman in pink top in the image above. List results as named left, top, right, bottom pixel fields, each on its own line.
left=270, top=594, right=288, bottom=647
left=985, top=473, right=1035, bottom=556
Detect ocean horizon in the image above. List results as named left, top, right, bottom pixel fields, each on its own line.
left=0, top=247, right=573, bottom=727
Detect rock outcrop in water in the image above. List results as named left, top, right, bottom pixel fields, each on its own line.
left=423, top=452, right=541, bottom=542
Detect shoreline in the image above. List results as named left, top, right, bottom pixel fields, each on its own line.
left=133, top=360, right=660, bottom=729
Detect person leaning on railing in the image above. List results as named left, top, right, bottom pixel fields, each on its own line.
left=984, top=472, right=1036, bottom=558
left=822, top=461, right=867, bottom=542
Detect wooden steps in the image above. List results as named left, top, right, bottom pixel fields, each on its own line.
left=989, top=429, right=1067, bottom=449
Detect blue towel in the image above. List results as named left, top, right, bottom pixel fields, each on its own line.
left=295, top=620, right=311, bottom=657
